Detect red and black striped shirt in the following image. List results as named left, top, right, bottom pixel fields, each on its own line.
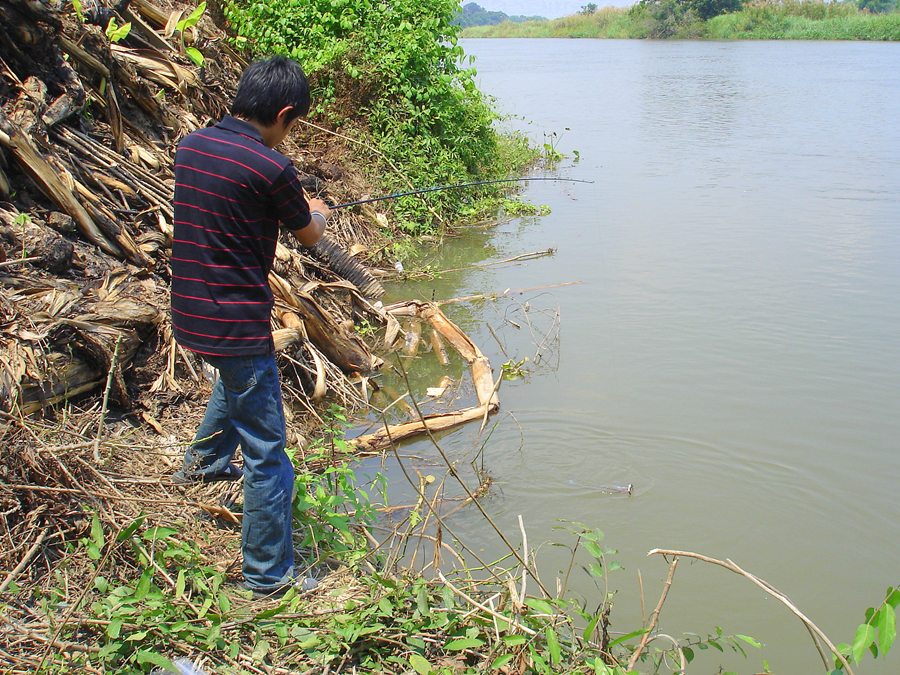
left=170, top=115, right=311, bottom=357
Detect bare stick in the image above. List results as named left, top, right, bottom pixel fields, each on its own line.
left=518, top=515, right=529, bottom=602
left=648, top=549, right=852, bottom=675
left=0, top=531, right=47, bottom=593
left=437, top=281, right=583, bottom=306
left=0, top=256, right=42, bottom=269
left=93, top=335, right=123, bottom=463
left=396, top=358, right=551, bottom=597
left=627, top=557, right=678, bottom=670
left=438, top=570, right=537, bottom=637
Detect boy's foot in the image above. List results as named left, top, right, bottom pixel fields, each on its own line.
left=171, top=463, right=244, bottom=485
left=246, top=576, right=319, bottom=600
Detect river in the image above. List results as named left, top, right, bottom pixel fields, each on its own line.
left=364, top=39, right=900, bottom=673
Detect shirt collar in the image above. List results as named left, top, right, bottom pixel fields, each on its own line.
left=216, top=115, right=264, bottom=143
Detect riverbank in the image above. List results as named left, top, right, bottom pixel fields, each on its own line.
left=460, top=2, right=900, bottom=40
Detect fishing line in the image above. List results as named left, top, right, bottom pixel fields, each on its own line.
left=330, top=176, right=594, bottom=210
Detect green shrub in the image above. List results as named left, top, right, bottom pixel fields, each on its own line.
left=223, top=0, right=536, bottom=233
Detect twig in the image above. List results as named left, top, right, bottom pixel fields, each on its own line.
left=518, top=515, right=529, bottom=602
left=436, top=248, right=556, bottom=275
left=438, top=571, right=537, bottom=637
left=437, top=280, right=583, bottom=306
left=0, top=530, right=47, bottom=593
left=647, top=548, right=853, bottom=675
left=627, top=557, right=678, bottom=670
left=0, top=256, right=42, bottom=269
left=93, top=335, right=123, bottom=463
left=396, top=357, right=551, bottom=597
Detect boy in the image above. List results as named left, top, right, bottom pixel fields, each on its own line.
left=170, top=57, right=330, bottom=597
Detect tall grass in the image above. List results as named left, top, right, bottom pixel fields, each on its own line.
left=462, top=8, right=648, bottom=38
left=460, top=2, right=900, bottom=40
left=707, top=2, right=900, bottom=39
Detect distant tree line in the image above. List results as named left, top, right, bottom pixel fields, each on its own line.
left=453, top=2, right=546, bottom=27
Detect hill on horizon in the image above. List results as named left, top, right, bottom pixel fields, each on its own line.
left=454, top=2, right=546, bottom=27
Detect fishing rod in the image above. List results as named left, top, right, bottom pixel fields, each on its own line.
left=329, top=176, right=594, bottom=210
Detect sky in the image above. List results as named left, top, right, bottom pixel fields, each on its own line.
left=473, top=0, right=632, bottom=18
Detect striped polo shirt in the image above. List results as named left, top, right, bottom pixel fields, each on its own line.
left=170, top=115, right=311, bottom=357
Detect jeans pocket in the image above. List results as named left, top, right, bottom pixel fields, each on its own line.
left=204, top=355, right=258, bottom=393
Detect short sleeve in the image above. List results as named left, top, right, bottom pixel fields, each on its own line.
left=270, top=163, right=312, bottom=231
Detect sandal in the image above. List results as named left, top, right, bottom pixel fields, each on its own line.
left=172, top=463, right=244, bottom=485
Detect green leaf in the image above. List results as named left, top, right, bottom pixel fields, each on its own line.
left=408, top=653, right=431, bottom=674
left=175, top=570, right=185, bottom=598
left=735, top=633, right=762, bottom=649
left=445, top=637, right=484, bottom=651
left=876, top=604, right=896, bottom=656
left=491, top=654, right=514, bottom=670
left=106, top=19, right=131, bottom=43
left=502, top=634, right=528, bottom=646
left=254, top=606, right=284, bottom=620
left=886, top=587, right=900, bottom=609
left=851, top=623, right=876, bottom=663
left=545, top=627, right=561, bottom=665
left=116, top=516, right=145, bottom=542
left=252, top=639, right=270, bottom=662
left=416, top=585, right=430, bottom=616
left=90, top=513, right=104, bottom=550
left=582, top=612, right=603, bottom=642
left=683, top=646, right=694, bottom=663
left=98, top=641, right=122, bottom=658
left=524, top=598, right=555, bottom=615
left=143, top=526, right=177, bottom=541
left=218, top=592, right=231, bottom=614
left=134, top=569, right=152, bottom=600
left=184, top=1, right=207, bottom=28
left=107, top=619, right=123, bottom=639
left=608, top=628, right=648, bottom=648
left=185, top=47, right=205, bottom=68
left=709, top=638, right=724, bottom=652
left=136, top=650, right=176, bottom=670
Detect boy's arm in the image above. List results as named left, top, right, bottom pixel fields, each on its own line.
left=297, top=197, right=330, bottom=247
left=272, top=164, right=329, bottom=247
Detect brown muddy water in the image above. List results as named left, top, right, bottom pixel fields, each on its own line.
left=357, top=39, right=900, bottom=673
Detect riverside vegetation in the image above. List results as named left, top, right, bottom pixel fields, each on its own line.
left=1, top=0, right=899, bottom=673
left=460, top=0, right=900, bottom=40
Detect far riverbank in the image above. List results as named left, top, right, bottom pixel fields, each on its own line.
left=461, top=2, right=900, bottom=41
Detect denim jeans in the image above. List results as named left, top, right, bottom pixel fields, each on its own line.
left=183, top=352, right=294, bottom=592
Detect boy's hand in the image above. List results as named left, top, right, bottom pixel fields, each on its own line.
left=307, top=198, right=331, bottom=220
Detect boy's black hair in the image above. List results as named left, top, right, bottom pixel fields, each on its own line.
left=231, top=56, right=310, bottom=126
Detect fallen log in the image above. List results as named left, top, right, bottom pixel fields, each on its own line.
left=349, top=404, right=498, bottom=452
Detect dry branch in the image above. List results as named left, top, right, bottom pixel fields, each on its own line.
left=647, top=548, right=854, bottom=675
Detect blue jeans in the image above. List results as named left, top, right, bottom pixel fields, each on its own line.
left=183, top=352, right=294, bottom=592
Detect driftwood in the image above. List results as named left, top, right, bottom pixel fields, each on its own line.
left=387, top=300, right=499, bottom=408
left=351, top=405, right=492, bottom=452
left=349, top=301, right=501, bottom=451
